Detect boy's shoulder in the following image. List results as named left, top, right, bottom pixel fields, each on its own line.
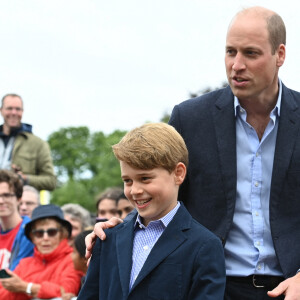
left=103, top=210, right=137, bottom=236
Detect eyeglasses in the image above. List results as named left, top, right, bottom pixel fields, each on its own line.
left=0, top=193, right=16, bottom=201
left=31, top=228, right=61, bottom=238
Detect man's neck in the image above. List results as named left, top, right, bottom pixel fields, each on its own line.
left=0, top=213, right=22, bottom=232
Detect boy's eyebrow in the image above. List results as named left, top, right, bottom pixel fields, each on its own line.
left=121, top=171, right=154, bottom=179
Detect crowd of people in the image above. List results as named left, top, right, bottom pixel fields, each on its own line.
left=1, top=5, right=300, bottom=300
left=0, top=168, right=132, bottom=299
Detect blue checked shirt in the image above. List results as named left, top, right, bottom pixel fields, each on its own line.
left=129, top=202, right=180, bottom=290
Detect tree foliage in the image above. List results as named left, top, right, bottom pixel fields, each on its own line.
left=48, top=127, right=126, bottom=212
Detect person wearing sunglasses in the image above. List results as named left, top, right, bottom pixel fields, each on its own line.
left=0, top=204, right=83, bottom=300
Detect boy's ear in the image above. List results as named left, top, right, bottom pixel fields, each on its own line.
left=174, top=162, right=186, bottom=185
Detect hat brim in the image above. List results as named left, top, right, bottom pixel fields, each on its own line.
left=25, top=217, right=72, bottom=241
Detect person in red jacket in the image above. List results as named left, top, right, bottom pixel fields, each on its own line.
left=0, top=204, right=83, bottom=299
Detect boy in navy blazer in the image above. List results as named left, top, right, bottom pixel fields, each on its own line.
left=78, top=123, right=225, bottom=300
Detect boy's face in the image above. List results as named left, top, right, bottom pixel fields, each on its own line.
left=120, top=161, right=186, bottom=226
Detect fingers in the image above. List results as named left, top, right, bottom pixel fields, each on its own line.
left=87, top=257, right=91, bottom=267
left=267, top=280, right=287, bottom=298
left=94, top=217, right=123, bottom=240
left=85, top=231, right=96, bottom=259
left=84, top=217, right=123, bottom=260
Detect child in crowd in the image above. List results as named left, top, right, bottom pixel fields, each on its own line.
left=78, top=123, right=226, bottom=300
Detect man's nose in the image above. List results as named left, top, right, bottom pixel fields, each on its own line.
left=232, top=53, right=246, bottom=71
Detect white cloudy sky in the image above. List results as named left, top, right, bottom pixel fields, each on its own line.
left=0, top=0, right=299, bottom=140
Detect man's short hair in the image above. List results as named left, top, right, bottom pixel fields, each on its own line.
left=0, top=170, right=23, bottom=199
left=1, top=93, right=23, bottom=108
left=112, top=122, right=189, bottom=173
left=266, top=13, right=286, bottom=54
left=23, top=185, right=40, bottom=204
left=235, top=7, right=286, bottom=55
left=61, top=203, right=92, bottom=230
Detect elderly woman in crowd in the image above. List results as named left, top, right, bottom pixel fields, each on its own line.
left=0, top=204, right=83, bottom=299
left=61, top=203, right=92, bottom=246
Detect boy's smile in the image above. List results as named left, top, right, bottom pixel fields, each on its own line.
left=120, top=161, right=185, bottom=226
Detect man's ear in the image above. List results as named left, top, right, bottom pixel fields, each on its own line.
left=174, top=162, right=186, bottom=185
left=276, top=44, right=285, bottom=67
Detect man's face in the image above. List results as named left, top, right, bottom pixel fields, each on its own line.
left=0, top=96, right=23, bottom=129
left=0, top=182, right=18, bottom=218
left=225, top=13, right=285, bottom=102
left=18, top=190, right=39, bottom=218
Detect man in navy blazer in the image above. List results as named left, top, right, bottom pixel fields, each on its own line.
left=169, top=6, right=300, bottom=300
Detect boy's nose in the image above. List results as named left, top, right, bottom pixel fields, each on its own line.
left=130, top=182, right=143, bottom=195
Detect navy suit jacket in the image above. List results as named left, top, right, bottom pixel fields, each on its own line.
left=169, top=84, right=300, bottom=278
left=78, top=204, right=225, bottom=300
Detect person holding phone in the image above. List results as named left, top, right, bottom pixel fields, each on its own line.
left=0, top=204, right=83, bottom=300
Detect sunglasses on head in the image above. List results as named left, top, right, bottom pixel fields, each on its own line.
left=31, top=228, right=61, bottom=238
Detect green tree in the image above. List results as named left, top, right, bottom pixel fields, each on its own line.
left=48, top=127, right=91, bottom=181
left=48, top=127, right=126, bottom=212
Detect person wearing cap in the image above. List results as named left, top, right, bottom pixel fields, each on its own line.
left=0, top=204, right=83, bottom=300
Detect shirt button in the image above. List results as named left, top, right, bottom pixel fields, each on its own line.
left=139, top=224, right=143, bottom=229
left=256, top=241, right=260, bottom=246
left=255, top=182, right=259, bottom=187
left=143, top=245, right=149, bottom=251
left=257, top=264, right=261, bottom=270
left=255, top=212, right=259, bottom=216
left=256, top=152, right=259, bottom=157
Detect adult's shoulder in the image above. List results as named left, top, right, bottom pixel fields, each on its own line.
left=282, top=83, right=300, bottom=102
left=173, top=86, right=232, bottom=111
left=169, top=86, right=233, bottom=131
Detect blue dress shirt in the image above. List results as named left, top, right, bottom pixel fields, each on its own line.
left=129, top=202, right=180, bottom=289
left=224, top=81, right=283, bottom=277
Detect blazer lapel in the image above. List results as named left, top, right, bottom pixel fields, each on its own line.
left=212, top=86, right=237, bottom=234
left=116, top=215, right=136, bottom=298
left=130, top=205, right=191, bottom=291
left=270, top=85, right=300, bottom=203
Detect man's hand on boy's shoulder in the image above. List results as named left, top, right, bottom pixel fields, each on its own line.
left=85, top=217, right=124, bottom=264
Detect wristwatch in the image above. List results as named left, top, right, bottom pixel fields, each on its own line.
left=26, top=282, right=33, bottom=295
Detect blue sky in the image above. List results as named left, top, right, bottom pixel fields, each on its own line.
left=1, top=0, right=299, bottom=140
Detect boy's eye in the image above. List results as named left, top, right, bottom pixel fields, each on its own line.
left=141, top=177, right=151, bottom=181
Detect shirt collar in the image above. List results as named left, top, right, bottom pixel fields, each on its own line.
left=134, top=202, right=180, bottom=229
left=234, top=79, right=282, bottom=117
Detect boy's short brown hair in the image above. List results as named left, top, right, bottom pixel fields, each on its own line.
left=112, top=123, right=188, bottom=173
